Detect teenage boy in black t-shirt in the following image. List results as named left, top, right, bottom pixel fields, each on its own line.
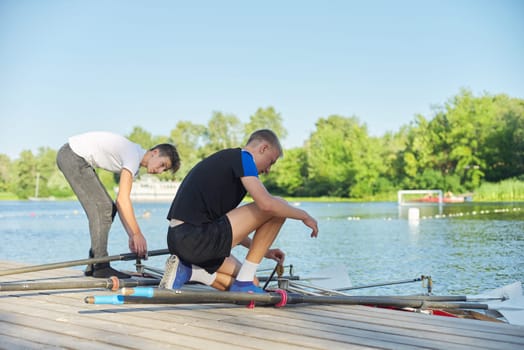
left=160, top=129, right=318, bottom=293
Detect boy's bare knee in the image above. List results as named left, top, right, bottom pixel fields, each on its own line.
left=265, top=216, right=286, bottom=227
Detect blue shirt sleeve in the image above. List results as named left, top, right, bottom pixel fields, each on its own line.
left=241, top=150, right=259, bottom=177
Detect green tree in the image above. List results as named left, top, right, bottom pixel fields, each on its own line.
left=482, top=95, right=524, bottom=181
left=32, top=147, right=58, bottom=198
left=444, top=90, right=489, bottom=189
left=203, top=111, right=242, bottom=155
left=398, top=112, right=464, bottom=192
left=0, top=154, right=12, bottom=193
left=426, top=111, right=454, bottom=175
left=169, top=121, right=207, bottom=178
left=397, top=89, right=524, bottom=192
left=127, top=126, right=154, bottom=149
left=47, top=169, right=74, bottom=198
left=356, top=125, right=396, bottom=198
left=264, top=147, right=307, bottom=196
left=381, top=129, right=408, bottom=189
left=401, top=114, right=435, bottom=180
left=97, top=169, right=118, bottom=198
left=2, top=97, right=522, bottom=200
left=244, top=106, right=288, bottom=143
left=12, top=150, right=37, bottom=199
left=306, top=115, right=381, bottom=198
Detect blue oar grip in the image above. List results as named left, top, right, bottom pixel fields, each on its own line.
left=127, top=287, right=155, bottom=298
left=93, top=295, right=125, bottom=304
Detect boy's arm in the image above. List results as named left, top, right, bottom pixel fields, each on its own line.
left=241, top=176, right=318, bottom=238
left=116, top=169, right=148, bottom=256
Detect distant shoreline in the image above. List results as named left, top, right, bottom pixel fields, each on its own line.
left=1, top=195, right=523, bottom=204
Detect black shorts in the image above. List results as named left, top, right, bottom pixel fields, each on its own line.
left=167, top=215, right=233, bottom=274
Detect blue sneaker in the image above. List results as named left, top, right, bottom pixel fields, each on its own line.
left=158, top=255, right=192, bottom=289
left=230, top=280, right=265, bottom=293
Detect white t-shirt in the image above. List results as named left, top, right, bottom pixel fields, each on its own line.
left=69, top=131, right=146, bottom=176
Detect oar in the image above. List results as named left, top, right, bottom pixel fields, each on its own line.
left=84, top=287, right=489, bottom=310
left=0, top=277, right=159, bottom=292
left=0, top=248, right=170, bottom=277
left=335, top=275, right=431, bottom=292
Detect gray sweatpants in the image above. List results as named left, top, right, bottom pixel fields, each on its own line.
left=56, top=143, right=117, bottom=259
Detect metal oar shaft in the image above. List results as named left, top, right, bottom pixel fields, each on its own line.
left=389, top=295, right=468, bottom=302
left=258, top=275, right=300, bottom=282
left=0, top=277, right=159, bottom=292
left=0, top=248, right=169, bottom=277
left=85, top=288, right=489, bottom=310
left=336, top=277, right=424, bottom=291
left=289, top=295, right=488, bottom=309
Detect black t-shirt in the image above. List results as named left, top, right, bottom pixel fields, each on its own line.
left=167, top=148, right=256, bottom=225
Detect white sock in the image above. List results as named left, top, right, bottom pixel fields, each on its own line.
left=189, top=265, right=216, bottom=286
left=236, top=260, right=259, bottom=282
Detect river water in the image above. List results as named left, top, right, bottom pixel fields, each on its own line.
left=1, top=200, right=523, bottom=296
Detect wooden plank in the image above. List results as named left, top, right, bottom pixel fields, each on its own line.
left=306, top=303, right=524, bottom=335
left=286, top=305, right=524, bottom=345
left=2, top=260, right=524, bottom=350
left=274, top=301, right=524, bottom=341
left=3, top=286, right=345, bottom=349
left=60, top=295, right=372, bottom=349
left=204, top=307, right=472, bottom=350
left=1, top=296, right=314, bottom=350
left=0, top=307, right=181, bottom=350
left=0, top=285, right=382, bottom=349
left=263, top=307, right=523, bottom=350
left=197, top=302, right=524, bottom=350
left=8, top=284, right=416, bottom=347
left=0, top=337, right=59, bottom=350
left=0, top=319, right=124, bottom=350
left=90, top=303, right=365, bottom=350
left=0, top=296, right=249, bottom=350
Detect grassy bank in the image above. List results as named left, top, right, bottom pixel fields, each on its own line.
left=473, top=178, right=524, bottom=201
left=0, top=192, right=17, bottom=200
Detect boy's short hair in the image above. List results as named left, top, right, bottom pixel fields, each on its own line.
left=246, top=129, right=283, bottom=157
left=150, top=144, right=181, bottom=173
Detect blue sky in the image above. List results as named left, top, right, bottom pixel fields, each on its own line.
left=1, top=0, right=523, bottom=159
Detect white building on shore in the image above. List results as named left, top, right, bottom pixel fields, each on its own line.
left=115, top=175, right=179, bottom=202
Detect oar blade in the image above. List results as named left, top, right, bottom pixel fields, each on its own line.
left=468, top=282, right=524, bottom=326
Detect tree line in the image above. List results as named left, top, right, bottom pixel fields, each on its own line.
left=1, top=89, right=523, bottom=200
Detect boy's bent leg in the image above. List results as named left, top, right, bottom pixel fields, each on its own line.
left=57, top=145, right=129, bottom=278
left=58, top=145, right=113, bottom=258
left=228, top=204, right=285, bottom=263
left=227, top=203, right=284, bottom=250
left=216, top=256, right=265, bottom=293
left=214, top=256, right=242, bottom=290
left=226, top=204, right=285, bottom=292
left=246, top=216, right=285, bottom=263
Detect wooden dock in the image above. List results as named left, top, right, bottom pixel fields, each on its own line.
left=1, top=260, right=523, bottom=350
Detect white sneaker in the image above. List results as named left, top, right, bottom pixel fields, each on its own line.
left=158, top=255, right=191, bottom=289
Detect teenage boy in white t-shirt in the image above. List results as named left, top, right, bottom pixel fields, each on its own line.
left=57, top=131, right=180, bottom=278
